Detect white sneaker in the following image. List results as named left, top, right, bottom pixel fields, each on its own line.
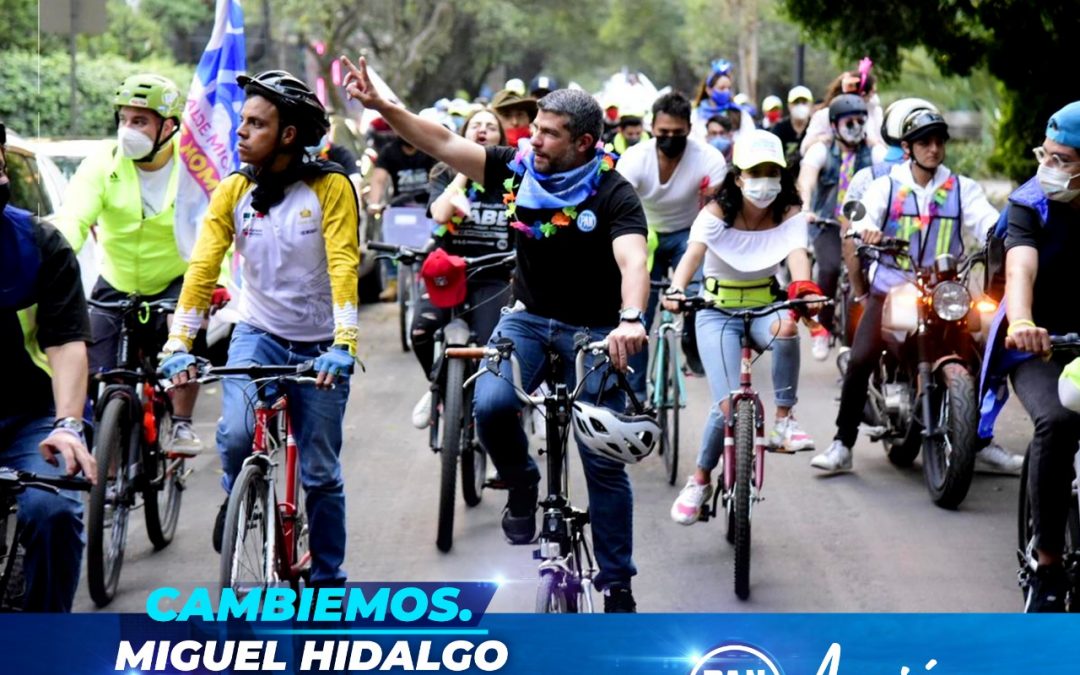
left=411, top=391, right=432, bottom=429
left=770, top=416, right=815, bottom=452
left=670, top=477, right=713, bottom=525
left=974, top=442, right=1023, bottom=475
left=811, top=331, right=830, bottom=361
left=168, top=421, right=204, bottom=457
left=810, top=440, right=852, bottom=474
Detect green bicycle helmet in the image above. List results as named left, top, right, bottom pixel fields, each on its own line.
left=113, top=74, right=184, bottom=120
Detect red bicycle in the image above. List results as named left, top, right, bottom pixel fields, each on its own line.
left=684, top=296, right=827, bottom=600
left=195, top=363, right=318, bottom=593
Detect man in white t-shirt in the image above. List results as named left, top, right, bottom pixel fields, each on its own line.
left=617, top=91, right=728, bottom=396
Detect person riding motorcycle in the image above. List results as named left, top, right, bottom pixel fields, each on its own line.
left=160, top=70, right=360, bottom=585
left=812, top=110, right=1003, bottom=474
left=1, top=121, right=96, bottom=611
left=56, top=74, right=205, bottom=455
left=797, top=94, right=886, bottom=361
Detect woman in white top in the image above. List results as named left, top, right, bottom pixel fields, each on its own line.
left=663, top=130, right=824, bottom=525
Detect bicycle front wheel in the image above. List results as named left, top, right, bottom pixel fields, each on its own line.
left=535, top=570, right=579, bottom=613
left=460, top=370, right=485, bottom=507
left=144, top=396, right=183, bottom=550
left=733, top=398, right=754, bottom=601
left=219, top=463, right=275, bottom=593
left=87, top=396, right=133, bottom=607
left=666, top=330, right=681, bottom=486
left=436, top=359, right=466, bottom=552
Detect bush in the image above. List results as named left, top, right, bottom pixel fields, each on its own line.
left=0, top=50, right=194, bottom=138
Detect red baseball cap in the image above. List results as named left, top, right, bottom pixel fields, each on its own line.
left=420, top=248, right=467, bottom=308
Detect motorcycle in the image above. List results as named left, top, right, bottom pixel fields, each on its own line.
left=852, top=229, right=982, bottom=509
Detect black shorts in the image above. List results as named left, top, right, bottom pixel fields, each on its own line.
left=88, top=276, right=200, bottom=373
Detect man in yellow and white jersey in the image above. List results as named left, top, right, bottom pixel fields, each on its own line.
left=161, top=71, right=360, bottom=584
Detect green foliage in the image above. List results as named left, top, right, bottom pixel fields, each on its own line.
left=781, top=0, right=1078, bottom=182
left=0, top=0, right=64, bottom=53
left=0, top=50, right=193, bottom=138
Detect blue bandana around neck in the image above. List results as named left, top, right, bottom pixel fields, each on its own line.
left=512, top=148, right=604, bottom=210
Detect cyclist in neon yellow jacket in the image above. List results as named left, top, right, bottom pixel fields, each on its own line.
left=56, top=74, right=203, bottom=455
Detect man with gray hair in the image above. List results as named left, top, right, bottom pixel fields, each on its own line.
left=343, top=57, right=650, bottom=612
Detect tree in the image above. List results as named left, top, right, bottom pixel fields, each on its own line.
left=781, top=0, right=1079, bottom=181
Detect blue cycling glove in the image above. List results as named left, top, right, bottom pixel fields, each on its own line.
left=314, top=345, right=355, bottom=378
left=160, top=351, right=196, bottom=379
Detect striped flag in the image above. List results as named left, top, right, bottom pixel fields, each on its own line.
left=174, top=0, right=246, bottom=260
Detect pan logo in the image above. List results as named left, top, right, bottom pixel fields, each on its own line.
left=690, top=642, right=783, bottom=675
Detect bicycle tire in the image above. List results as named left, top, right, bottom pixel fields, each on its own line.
left=144, top=395, right=183, bottom=550
left=87, top=396, right=132, bottom=607
left=923, top=363, right=976, bottom=509
left=653, top=336, right=672, bottom=478
left=667, top=331, right=681, bottom=486
left=436, top=359, right=466, bottom=552
left=398, top=263, right=412, bottom=352
left=0, top=502, right=25, bottom=610
left=219, top=462, right=275, bottom=593
left=733, top=398, right=753, bottom=601
left=460, top=370, right=485, bottom=507
left=535, top=570, right=578, bottom=613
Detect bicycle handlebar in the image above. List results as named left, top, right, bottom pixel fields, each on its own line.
left=1051, top=334, right=1080, bottom=348
left=0, top=467, right=92, bottom=494
left=88, top=297, right=177, bottom=313
left=458, top=340, right=611, bottom=407
left=677, top=296, right=832, bottom=318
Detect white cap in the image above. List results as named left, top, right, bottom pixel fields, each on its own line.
left=762, top=95, right=783, bottom=112
left=788, top=85, right=813, bottom=103
left=732, top=129, right=787, bottom=170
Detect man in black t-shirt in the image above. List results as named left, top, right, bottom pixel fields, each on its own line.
left=999, top=101, right=1080, bottom=612
left=0, top=123, right=96, bottom=611
left=344, top=57, right=650, bottom=612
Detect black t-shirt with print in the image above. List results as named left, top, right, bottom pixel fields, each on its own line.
left=1004, top=201, right=1080, bottom=335
left=482, top=146, right=647, bottom=327
left=376, top=140, right=436, bottom=205
left=426, top=166, right=511, bottom=280
left=1, top=215, right=91, bottom=417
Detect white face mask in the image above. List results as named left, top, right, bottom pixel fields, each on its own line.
left=1038, top=162, right=1080, bottom=202
left=790, top=103, right=811, bottom=121
left=741, top=176, right=782, bottom=208
left=117, top=126, right=156, bottom=160
left=838, top=121, right=866, bottom=145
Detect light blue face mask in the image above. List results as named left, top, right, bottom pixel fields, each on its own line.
left=709, top=136, right=732, bottom=154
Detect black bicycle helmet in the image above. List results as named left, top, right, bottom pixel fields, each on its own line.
left=900, top=109, right=950, bottom=144
left=828, top=94, right=868, bottom=123
left=237, top=70, right=329, bottom=144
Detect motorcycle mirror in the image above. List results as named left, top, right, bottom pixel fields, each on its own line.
left=842, top=200, right=867, bottom=222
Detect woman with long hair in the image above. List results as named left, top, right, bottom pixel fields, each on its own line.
left=691, top=59, right=755, bottom=142
left=663, top=130, right=824, bottom=525
left=410, top=108, right=514, bottom=426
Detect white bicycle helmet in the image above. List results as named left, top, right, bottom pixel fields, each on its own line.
left=881, top=97, right=939, bottom=146
left=572, top=401, right=659, bottom=464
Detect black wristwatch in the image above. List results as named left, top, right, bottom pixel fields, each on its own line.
left=52, top=417, right=85, bottom=439
left=619, top=307, right=644, bottom=324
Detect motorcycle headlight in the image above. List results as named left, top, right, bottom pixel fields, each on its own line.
left=931, top=281, right=971, bottom=321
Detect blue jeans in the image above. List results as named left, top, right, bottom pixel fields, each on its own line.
left=217, top=323, right=351, bottom=583
left=0, top=414, right=85, bottom=611
left=694, top=308, right=800, bottom=471
left=473, top=310, right=636, bottom=590
left=630, top=227, right=703, bottom=399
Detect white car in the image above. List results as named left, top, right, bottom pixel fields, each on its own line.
left=6, top=130, right=101, bottom=296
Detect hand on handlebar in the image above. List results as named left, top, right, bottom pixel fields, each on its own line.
left=313, top=345, right=355, bottom=389
left=1005, top=323, right=1051, bottom=354
left=607, top=321, right=647, bottom=372
left=160, top=351, right=198, bottom=387
left=661, top=289, right=686, bottom=313
left=38, top=429, right=97, bottom=484
left=857, top=229, right=884, bottom=245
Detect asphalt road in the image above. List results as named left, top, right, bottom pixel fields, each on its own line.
left=73, top=302, right=1034, bottom=613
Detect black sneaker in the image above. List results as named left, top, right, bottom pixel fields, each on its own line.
left=603, top=584, right=637, bottom=613
left=1025, top=563, right=1068, bottom=613
left=501, top=484, right=538, bottom=545
left=212, top=500, right=228, bottom=554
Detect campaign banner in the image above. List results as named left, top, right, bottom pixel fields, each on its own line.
left=0, top=584, right=1074, bottom=674
left=174, top=0, right=246, bottom=260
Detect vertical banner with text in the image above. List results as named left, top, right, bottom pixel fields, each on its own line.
left=174, top=0, right=246, bottom=260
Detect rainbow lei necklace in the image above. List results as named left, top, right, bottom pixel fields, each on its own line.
left=432, top=181, right=485, bottom=237
left=504, top=151, right=616, bottom=239
left=890, top=175, right=956, bottom=227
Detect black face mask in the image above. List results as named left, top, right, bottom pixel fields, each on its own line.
left=656, top=134, right=687, bottom=158
left=0, top=182, right=10, bottom=212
